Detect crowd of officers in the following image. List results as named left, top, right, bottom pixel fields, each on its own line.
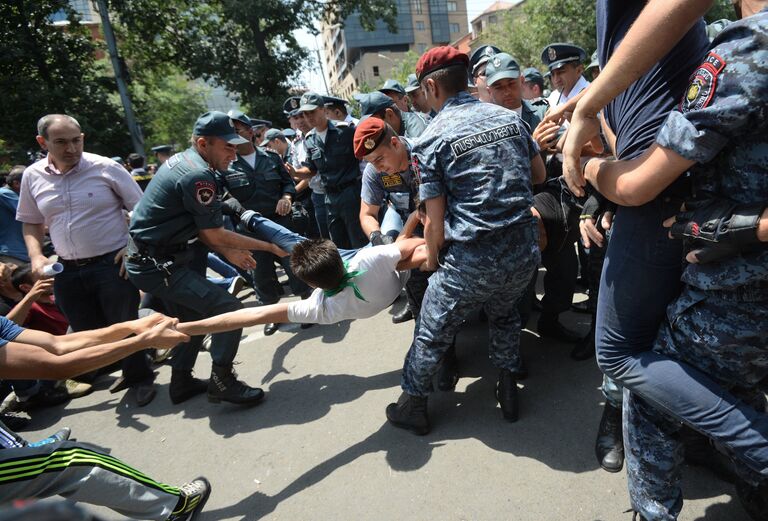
left=0, top=0, right=767, bottom=518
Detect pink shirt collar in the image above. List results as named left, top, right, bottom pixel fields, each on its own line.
left=44, top=154, right=84, bottom=176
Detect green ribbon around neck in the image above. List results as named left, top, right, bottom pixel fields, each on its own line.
left=323, top=261, right=367, bottom=301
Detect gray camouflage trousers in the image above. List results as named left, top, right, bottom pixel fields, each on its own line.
left=626, top=285, right=768, bottom=520
left=401, top=222, right=540, bottom=396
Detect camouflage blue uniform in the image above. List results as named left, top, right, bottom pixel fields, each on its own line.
left=401, top=91, right=540, bottom=396
left=625, top=11, right=768, bottom=520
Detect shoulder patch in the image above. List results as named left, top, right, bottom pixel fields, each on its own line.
left=450, top=123, right=521, bottom=158
left=195, top=180, right=216, bottom=205
left=166, top=154, right=181, bottom=169
left=681, top=52, right=726, bottom=113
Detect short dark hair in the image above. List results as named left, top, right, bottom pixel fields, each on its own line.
left=127, top=153, right=144, bottom=169
left=6, top=165, right=24, bottom=186
left=11, top=266, right=33, bottom=291
left=422, top=64, right=467, bottom=96
left=290, top=239, right=345, bottom=290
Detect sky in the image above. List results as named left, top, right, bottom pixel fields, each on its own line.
left=293, top=0, right=500, bottom=93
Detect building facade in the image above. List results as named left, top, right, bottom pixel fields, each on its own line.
left=321, top=0, right=468, bottom=99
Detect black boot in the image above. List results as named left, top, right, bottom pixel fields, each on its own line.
left=736, top=478, right=768, bottom=521
left=386, top=392, right=430, bottom=435
left=208, top=364, right=265, bottom=405
left=595, top=402, right=624, bottom=473
left=570, top=325, right=596, bottom=361
left=392, top=304, right=414, bottom=324
left=437, top=342, right=459, bottom=391
left=169, top=370, right=208, bottom=405
left=496, top=369, right=519, bottom=422
left=263, top=323, right=279, bottom=336
left=537, top=312, right=582, bottom=343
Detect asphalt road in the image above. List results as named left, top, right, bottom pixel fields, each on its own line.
left=25, top=285, right=751, bottom=521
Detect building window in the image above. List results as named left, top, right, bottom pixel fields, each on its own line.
left=373, top=65, right=380, bottom=77
left=489, top=15, right=498, bottom=24
left=418, top=43, right=428, bottom=54
left=412, top=0, right=422, bottom=14
left=450, top=23, right=460, bottom=33
left=416, top=21, right=425, bottom=31
left=447, top=1, right=457, bottom=11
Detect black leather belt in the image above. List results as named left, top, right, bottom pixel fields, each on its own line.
left=130, top=238, right=189, bottom=259
left=324, top=178, right=359, bottom=194
left=60, top=249, right=120, bottom=268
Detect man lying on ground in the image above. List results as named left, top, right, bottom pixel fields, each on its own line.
left=178, top=233, right=427, bottom=335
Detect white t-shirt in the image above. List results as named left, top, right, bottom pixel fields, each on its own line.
left=241, top=152, right=257, bottom=169
left=315, top=128, right=328, bottom=143
left=287, top=244, right=410, bottom=324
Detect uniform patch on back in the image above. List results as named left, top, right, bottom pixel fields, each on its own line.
left=450, top=123, right=521, bottom=158
left=195, top=180, right=216, bottom=205
left=166, top=154, right=181, bottom=169
left=681, top=52, right=726, bottom=113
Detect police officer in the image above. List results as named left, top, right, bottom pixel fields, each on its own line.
left=323, top=96, right=358, bottom=125
left=468, top=45, right=501, bottom=103
left=293, top=92, right=367, bottom=249
left=225, top=110, right=308, bottom=336
left=481, top=52, right=583, bottom=345
left=354, top=117, right=424, bottom=324
left=484, top=53, right=547, bottom=134
left=126, top=111, right=287, bottom=406
left=356, top=91, right=428, bottom=139
left=404, top=73, right=432, bottom=117
left=386, top=46, right=546, bottom=434
left=151, top=144, right=174, bottom=167
left=378, top=79, right=410, bottom=112
left=542, top=43, right=588, bottom=107
left=521, top=67, right=549, bottom=107
left=286, top=96, right=327, bottom=239
left=581, top=4, right=768, bottom=516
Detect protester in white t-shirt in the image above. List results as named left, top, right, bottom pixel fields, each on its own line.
left=178, top=237, right=426, bottom=335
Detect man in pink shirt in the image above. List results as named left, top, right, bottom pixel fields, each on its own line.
left=16, top=114, right=156, bottom=406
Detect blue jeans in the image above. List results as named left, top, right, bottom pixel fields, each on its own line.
left=54, top=251, right=152, bottom=384
left=596, top=199, right=768, bottom=478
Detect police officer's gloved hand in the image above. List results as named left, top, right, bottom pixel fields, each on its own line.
left=669, top=198, right=766, bottom=264
left=369, top=230, right=395, bottom=246
left=221, top=197, right=246, bottom=225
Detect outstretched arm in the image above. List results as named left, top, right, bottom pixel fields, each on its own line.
left=0, top=318, right=187, bottom=380
left=177, top=303, right=291, bottom=337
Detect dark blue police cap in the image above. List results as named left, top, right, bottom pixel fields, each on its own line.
left=484, top=53, right=521, bottom=86
left=379, top=79, right=406, bottom=96
left=355, top=92, right=395, bottom=116
left=283, top=96, right=301, bottom=115
left=227, top=109, right=252, bottom=127
left=193, top=111, right=247, bottom=145
left=469, top=45, right=502, bottom=74
left=404, top=73, right=420, bottom=93
left=541, top=43, right=587, bottom=71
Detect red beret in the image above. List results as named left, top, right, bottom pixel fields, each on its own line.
left=353, top=117, right=387, bottom=159
left=416, top=46, right=470, bottom=82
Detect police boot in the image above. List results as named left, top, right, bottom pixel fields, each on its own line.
left=595, top=402, right=624, bottom=473
left=496, top=369, right=519, bottom=422
left=537, top=312, right=582, bottom=343
left=386, top=392, right=430, bottom=435
left=208, top=364, right=265, bottom=405
left=169, top=370, right=208, bottom=405
left=736, top=478, right=768, bottom=521
left=437, top=342, right=459, bottom=391
left=392, top=303, right=414, bottom=324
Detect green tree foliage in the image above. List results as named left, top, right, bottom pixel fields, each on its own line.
left=135, top=70, right=209, bottom=151
left=110, top=0, right=399, bottom=125
left=0, top=1, right=128, bottom=161
left=387, top=50, right=420, bottom=86
left=477, top=0, right=597, bottom=73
